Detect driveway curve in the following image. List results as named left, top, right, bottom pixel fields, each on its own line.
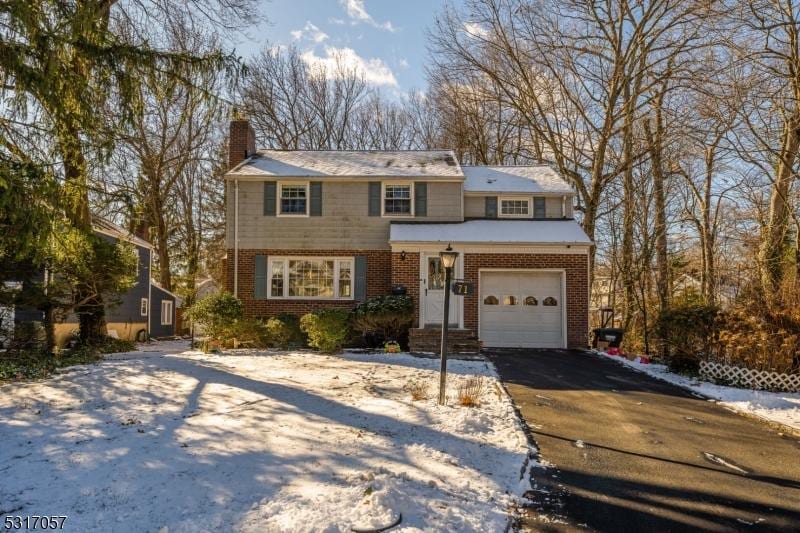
left=488, top=349, right=800, bottom=532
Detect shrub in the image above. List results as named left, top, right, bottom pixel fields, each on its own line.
left=406, top=380, right=430, bottom=401
left=715, top=307, right=800, bottom=374
left=274, top=313, right=307, bottom=347
left=654, top=303, right=720, bottom=374
left=185, top=292, right=243, bottom=350
left=457, top=377, right=484, bottom=407
left=300, top=309, right=351, bottom=353
left=352, top=295, right=414, bottom=348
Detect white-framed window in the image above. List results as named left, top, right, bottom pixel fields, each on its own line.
left=278, top=182, right=309, bottom=216
left=268, top=257, right=354, bottom=299
left=382, top=183, right=413, bottom=216
left=140, top=298, right=148, bottom=316
left=499, top=197, right=531, bottom=218
left=161, top=300, right=173, bottom=326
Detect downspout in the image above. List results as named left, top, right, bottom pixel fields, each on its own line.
left=234, top=179, right=239, bottom=297
left=147, top=248, right=152, bottom=339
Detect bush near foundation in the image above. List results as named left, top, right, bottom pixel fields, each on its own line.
left=300, top=309, right=350, bottom=353
left=351, top=295, right=414, bottom=348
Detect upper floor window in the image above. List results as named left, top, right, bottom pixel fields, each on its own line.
left=499, top=197, right=530, bottom=218
left=279, top=183, right=308, bottom=216
left=383, top=183, right=413, bottom=216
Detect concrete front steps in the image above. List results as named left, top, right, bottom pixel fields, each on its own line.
left=409, top=327, right=480, bottom=354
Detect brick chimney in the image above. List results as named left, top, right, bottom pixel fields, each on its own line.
left=228, top=118, right=256, bottom=169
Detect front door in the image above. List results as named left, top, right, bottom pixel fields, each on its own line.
left=422, top=254, right=459, bottom=327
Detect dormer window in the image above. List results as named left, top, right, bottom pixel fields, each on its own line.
left=279, top=183, right=309, bottom=216
left=499, top=197, right=531, bottom=218
left=383, top=183, right=413, bottom=216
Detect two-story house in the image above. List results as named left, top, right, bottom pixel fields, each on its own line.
left=225, top=119, right=592, bottom=351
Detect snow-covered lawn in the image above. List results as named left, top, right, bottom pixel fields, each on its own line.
left=598, top=351, right=800, bottom=432
left=0, top=342, right=534, bottom=532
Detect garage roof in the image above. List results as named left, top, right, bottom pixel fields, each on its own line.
left=462, top=166, right=574, bottom=194
left=389, top=220, right=592, bottom=245
left=227, top=150, right=462, bottom=178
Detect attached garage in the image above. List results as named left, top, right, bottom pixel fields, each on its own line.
left=480, top=270, right=565, bottom=348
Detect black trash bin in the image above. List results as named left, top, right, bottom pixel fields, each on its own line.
left=391, top=285, right=407, bottom=296
left=592, top=327, right=624, bottom=348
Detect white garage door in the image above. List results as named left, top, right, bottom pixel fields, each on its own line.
left=480, top=271, right=564, bottom=348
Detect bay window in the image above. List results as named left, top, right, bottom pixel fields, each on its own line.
left=269, top=257, right=354, bottom=299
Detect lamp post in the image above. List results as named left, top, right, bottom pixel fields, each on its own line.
left=438, top=244, right=459, bottom=405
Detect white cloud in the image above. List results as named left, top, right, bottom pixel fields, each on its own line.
left=398, top=58, right=409, bottom=68
left=339, top=0, right=396, bottom=32
left=300, top=46, right=398, bottom=86
left=290, top=21, right=329, bottom=43
left=463, top=22, right=489, bottom=39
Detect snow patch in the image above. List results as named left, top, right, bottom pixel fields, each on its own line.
left=0, top=343, right=536, bottom=531
left=597, top=351, right=800, bottom=431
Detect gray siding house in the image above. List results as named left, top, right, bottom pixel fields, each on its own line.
left=3, top=217, right=178, bottom=346
left=224, top=119, right=593, bottom=351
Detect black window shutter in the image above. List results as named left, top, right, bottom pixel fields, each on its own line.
left=368, top=182, right=381, bottom=216
left=254, top=254, right=267, bottom=299
left=534, top=197, right=546, bottom=218
left=414, top=182, right=427, bottom=217
left=354, top=256, right=367, bottom=300
left=310, top=182, right=323, bottom=216
left=485, top=196, right=498, bottom=218
left=263, top=182, right=277, bottom=216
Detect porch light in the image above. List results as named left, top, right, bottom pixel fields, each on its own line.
left=437, top=243, right=459, bottom=405
left=439, top=244, right=459, bottom=270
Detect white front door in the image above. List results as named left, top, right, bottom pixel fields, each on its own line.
left=480, top=271, right=565, bottom=348
left=421, top=254, right=459, bottom=327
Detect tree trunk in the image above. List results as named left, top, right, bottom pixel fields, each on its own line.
left=760, top=115, right=800, bottom=301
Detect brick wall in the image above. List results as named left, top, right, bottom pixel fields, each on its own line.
left=391, top=252, right=420, bottom=327
left=462, top=253, right=589, bottom=349
left=227, top=249, right=391, bottom=318
left=229, top=120, right=256, bottom=169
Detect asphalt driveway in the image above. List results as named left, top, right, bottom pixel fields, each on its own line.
left=488, top=349, right=800, bottom=532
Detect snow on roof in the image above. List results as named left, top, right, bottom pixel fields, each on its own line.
left=227, top=150, right=463, bottom=178
left=390, top=220, right=592, bottom=245
left=462, top=165, right=573, bottom=194
left=93, top=216, right=153, bottom=249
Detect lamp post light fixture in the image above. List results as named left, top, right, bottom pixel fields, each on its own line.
left=438, top=244, right=459, bottom=405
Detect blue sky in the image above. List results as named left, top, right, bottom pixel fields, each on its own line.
left=234, top=0, right=461, bottom=93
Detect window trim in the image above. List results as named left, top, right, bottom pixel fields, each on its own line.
left=267, top=256, right=355, bottom=300
left=140, top=298, right=148, bottom=316
left=381, top=181, right=415, bottom=218
left=160, top=299, right=173, bottom=326
left=276, top=181, right=310, bottom=217
left=498, top=196, right=532, bottom=219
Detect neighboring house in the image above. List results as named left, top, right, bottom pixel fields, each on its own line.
left=224, top=119, right=593, bottom=350
left=195, top=278, right=220, bottom=301
left=5, top=217, right=177, bottom=346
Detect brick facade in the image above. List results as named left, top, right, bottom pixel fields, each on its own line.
left=227, top=248, right=589, bottom=349
left=227, top=249, right=391, bottom=318
left=390, top=252, right=420, bottom=327
left=462, top=253, right=589, bottom=349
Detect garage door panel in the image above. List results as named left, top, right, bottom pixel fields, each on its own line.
left=480, top=271, right=564, bottom=348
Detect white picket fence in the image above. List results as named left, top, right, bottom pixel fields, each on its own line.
left=699, top=361, right=800, bottom=392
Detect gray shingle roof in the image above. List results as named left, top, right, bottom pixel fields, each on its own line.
left=462, top=165, right=574, bottom=194
left=227, top=150, right=463, bottom=178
